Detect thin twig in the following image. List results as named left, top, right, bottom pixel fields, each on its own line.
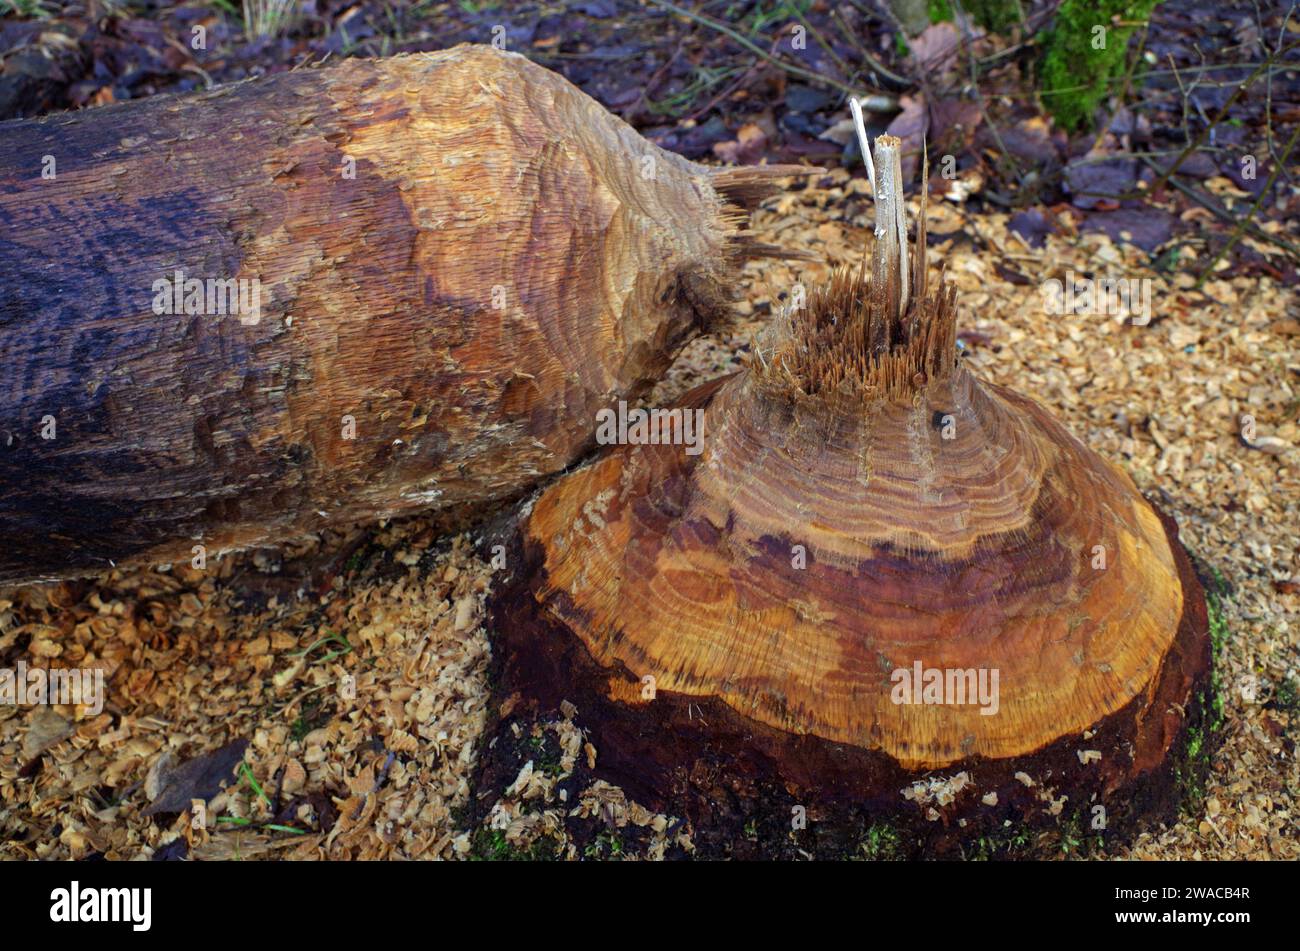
left=953, top=1, right=1023, bottom=182
left=685, top=59, right=759, bottom=123
left=790, top=5, right=851, bottom=78
left=830, top=6, right=913, bottom=90
left=1142, top=41, right=1299, bottom=200
left=1262, top=2, right=1299, bottom=187
left=623, top=46, right=682, bottom=125
left=1140, top=156, right=1300, bottom=262
left=1190, top=122, right=1300, bottom=285
left=1094, top=18, right=1152, bottom=154
left=648, top=0, right=870, bottom=99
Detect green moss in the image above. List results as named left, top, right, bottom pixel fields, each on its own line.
left=1038, top=0, right=1160, bottom=129
left=5, top=0, right=55, bottom=17
left=289, top=695, right=330, bottom=743
left=1175, top=719, right=1213, bottom=812
left=583, top=830, right=624, bottom=859
left=962, top=0, right=1021, bottom=32
left=858, top=821, right=905, bottom=860
left=1173, top=584, right=1230, bottom=813
left=965, top=830, right=1023, bottom=861
left=1208, top=588, right=1231, bottom=656
left=927, top=0, right=954, bottom=22
left=448, top=801, right=473, bottom=832
left=961, top=813, right=1103, bottom=861
left=1206, top=587, right=1230, bottom=733
left=526, top=732, right=566, bottom=777
left=1271, top=676, right=1300, bottom=715
left=470, top=827, right=561, bottom=861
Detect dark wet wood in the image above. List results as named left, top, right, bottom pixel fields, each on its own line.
left=486, top=498, right=1212, bottom=854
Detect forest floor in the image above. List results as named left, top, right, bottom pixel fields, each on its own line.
left=1, top=1, right=1297, bottom=859
left=2, top=175, right=1296, bottom=860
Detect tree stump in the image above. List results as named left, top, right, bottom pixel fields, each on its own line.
left=485, top=135, right=1214, bottom=856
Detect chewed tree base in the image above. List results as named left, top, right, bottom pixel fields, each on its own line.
left=480, top=503, right=1214, bottom=859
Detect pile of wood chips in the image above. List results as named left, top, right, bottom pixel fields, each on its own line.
left=2, top=169, right=1296, bottom=860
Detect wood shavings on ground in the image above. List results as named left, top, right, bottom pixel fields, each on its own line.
left=1, top=171, right=1296, bottom=860
left=1, top=525, right=493, bottom=861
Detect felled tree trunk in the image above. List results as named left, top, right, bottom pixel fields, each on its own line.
left=0, top=44, right=806, bottom=586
